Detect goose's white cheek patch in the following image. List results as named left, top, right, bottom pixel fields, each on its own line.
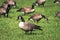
left=36, top=3, right=38, bottom=6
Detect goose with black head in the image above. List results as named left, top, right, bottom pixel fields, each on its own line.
left=28, top=13, right=48, bottom=22
left=17, top=16, right=42, bottom=34
left=17, top=3, right=35, bottom=15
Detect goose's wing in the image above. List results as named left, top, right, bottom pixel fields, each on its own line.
left=24, top=7, right=32, bottom=11
left=30, top=14, right=42, bottom=19
left=25, top=22, right=41, bottom=30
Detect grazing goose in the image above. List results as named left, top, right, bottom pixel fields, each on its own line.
left=34, top=0, right=46, bottom=7
left=17, top=16, right=42, bottom=33
left=0, top=2, right=11, bottom=17
left=56, top=12, right=60, bottom=18
left=28, top=13, right=48, bottom=22
left=54, top=0, right=60, bottom=3
left=17, top=3, right=35, bottom=15
left=3, top=0, right=16, bottom=8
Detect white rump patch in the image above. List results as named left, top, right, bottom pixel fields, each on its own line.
left=21, top=12, right=24, bottom=13
left=56, top=2, right=59, bottom=3
left=19, top=22, right=24, bottom=28
left=30, top=19, right=33, bottom=21
left=30, top=9, right=35, bottom=12
left=36, top=3, right=38, bottom=6
left=41, top=0, right=45, bottom=2
left=3, top=10, right=6, bottom=13
left=13, top=2, right=15, bottom=5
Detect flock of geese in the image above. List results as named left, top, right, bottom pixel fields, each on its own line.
left=0, top=0, right=60, bottom=34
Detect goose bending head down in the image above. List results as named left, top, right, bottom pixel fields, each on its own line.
left=54, top=0, right=60, bottom=3
left=17, top=3, right=35, bottom=15
left=17, top=16, right=42, bottom=34
left=28, top=13, right=48, bottom=22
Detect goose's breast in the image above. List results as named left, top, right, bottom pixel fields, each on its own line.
left=19, top=22, right=24, bottom=28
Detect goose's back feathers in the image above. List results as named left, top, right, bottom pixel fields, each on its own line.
left=21, top=7, right=34, bottom=12
left=30, top=14, right=42, bottom=20
left=19, top=22, right=41, bottom=31
left=21, top=6, right=32, bottom=10
left=8, top=1, right=15, bottom=5
left=19, top=22, right=33, bottom=30
left=37, top=0, right=45, bottom=4
left=0, top=8, right=6, bottom=13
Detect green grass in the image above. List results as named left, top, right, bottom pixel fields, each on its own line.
left=0, top=0, right=60, bottom=40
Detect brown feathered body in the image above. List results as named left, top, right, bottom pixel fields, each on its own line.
left=56, top=12, right=60, bottom=18
left=35, top=0, right=45, bottom=6
left=20, top=7, right=34, bottom=14
left=3, top=0, right=16, bottom=7
left=54, top=0, right=60, bottom=3
left=28, top=14, right=48, bottom=22
left=37, top=0, right=45, bottom=4
left=0, top=3, right=8, bottom=14
left=17, top=4, right=35, bottom=15
left=0, top=2, right=11, bottom=17
left=0, top=8, right=6, bottom=14
left=7, top=0, right=16, bottom=6
left=19, top=22, right=41, bottom=30
left=17, top=16, right=42, bottom=33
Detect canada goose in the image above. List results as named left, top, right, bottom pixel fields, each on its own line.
left=17, top=3, right=35, bottom=15
left=0, top=2, right=11, bottom=17
left=4, top=0, right=16, bottom=8
left=56, top=12, right=60, bottom=18
left=34, top=0, right=46, bottom=7
left=17, top=16, right=42, bottom=33
left=54, top=0, right=60, bottom=3
left=28, top=13, right=48, bottom=22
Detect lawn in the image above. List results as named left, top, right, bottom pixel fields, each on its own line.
left=0, top=0, right=60, bottom=40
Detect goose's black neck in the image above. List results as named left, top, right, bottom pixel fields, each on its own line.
left=32, top=4, right=34, bottom=9
left=21, top=17, right=25, bottom=22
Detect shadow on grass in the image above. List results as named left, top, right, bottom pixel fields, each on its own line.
left=0, top=16, right=12, bottom=19
left=23, top=32, right=43, bottom=35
